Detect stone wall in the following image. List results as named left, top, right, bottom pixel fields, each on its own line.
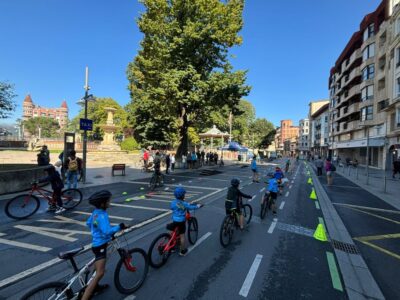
left=0, top=165, right=47, bottom=195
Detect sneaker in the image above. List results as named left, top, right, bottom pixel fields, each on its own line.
left=47, top=205, right=57, bottom=212
left=93, top=284, right=109, bottom=295
left=179, top=249, right=188, bottom=256
left=55, top=207, right=66, bottom=215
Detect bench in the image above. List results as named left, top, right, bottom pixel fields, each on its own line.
left=112, top=164, right=126, bottom=176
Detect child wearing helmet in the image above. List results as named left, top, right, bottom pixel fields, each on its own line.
left=38, top=165, right=65, bottom=214
left=82, top=190, right=127, bottom=300
left=274, top=167, right=284, bottom=195
left=226, top=178, right=252, bottom=230
left=170, top=187, right=202, bottom=256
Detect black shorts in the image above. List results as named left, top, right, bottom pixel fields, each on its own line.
left=269, top=191, right=277, bottom=202
left=173, top=221, right=186, bottom=234
left=92, top=243, right=108, bottom=261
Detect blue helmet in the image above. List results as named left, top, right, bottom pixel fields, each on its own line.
left=174, top=187, right=186, bottom=200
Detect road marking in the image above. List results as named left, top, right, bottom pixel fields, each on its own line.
left=275, top=222, right=314, bottom=238
left=354, top=235, right=400, bottom=260
left=14, top=225, right=90, bottom=242
left=285, top=191, right=289, bottom=197
left=318, top=217, right=325, bottom=228
left=259, top=188, right=265, bottom=193
left=168, top=174, right=229, bottom=182
left=0, top=233, right=51, bottom=252
left=289, top=185, right=292, bottom=189
left=279, top=201, right=285, bottom=210
left=111, top=203, right=169, bottom=212
left=239, top=254, right=263, bottom=297
left=268, top=218, right=278, bottom=234
left=123, top=296, right=136, bottom=300
left=332, top=203, right=400, bottom=215
left=73, top=211, right=133, bottom=221
left=188, top=232, right=212, bottom=254
left=129, top=181, right=221, bottom=191
left=326, top=252, right=344, bottom=291
left=315, top=201, right=320, bottom=210
left=249, top=195, right=256, bottom=202
left=38, top=215, right=87, bottom=226
left=291, top=180, right=294, bottom=184
left=344, top=207, right=400, bottom=225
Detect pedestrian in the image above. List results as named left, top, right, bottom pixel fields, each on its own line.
left=182, top=153, right=187, bottom=169
left=171, top=153, right=175, bottom=172
left=187, top=152, right=192, bottom=169
left=393, top=159, right=400, bottom=179
left=38, top=165, right=65, bottom=214
left=214, top=152, right=218, bottom=165
left=251, top=156, right=259, bottom=183
left=191, top=151, right=197, bottom=168
left=65, top=150, right=82, bottom=189
left=201, top=150, right=205, bottom=166
left=143, top=149, right=149, bottom=170
left=37, top=145, right=50, bottom=166
left=315, top=156, right=324, bottom=176
left=209, top=152, right=214, bottom=165
left=165, top=153, right=171, bottom=174
left=325, top=158, right=335, bottom=186
left=196, top=150, right=201, bottom=167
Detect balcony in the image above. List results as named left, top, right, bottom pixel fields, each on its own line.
left=341, top=67, right=360, bottom=89
left=341, top=85, right=360, bottom=105
left=343, top=49, right=361, bottom=73
left=340, top=120, right=359, bottom=133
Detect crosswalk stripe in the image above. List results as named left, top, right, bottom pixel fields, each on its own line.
left=111, top=203, right=169, bottom=212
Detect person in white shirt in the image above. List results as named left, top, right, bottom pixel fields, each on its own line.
left=171, top=154, right=176, bottom=172
left=182, top=154, right=187, bottom=169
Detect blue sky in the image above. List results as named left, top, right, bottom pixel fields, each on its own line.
left=0, top=0, right=382, bottom=127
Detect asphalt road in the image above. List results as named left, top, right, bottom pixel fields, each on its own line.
left=0, top=160, right=349, bottom=299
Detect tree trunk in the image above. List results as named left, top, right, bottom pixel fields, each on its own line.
left=176, top=108, right=188, bottom=160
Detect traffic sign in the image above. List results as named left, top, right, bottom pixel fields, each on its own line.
left=79, top=118, right=93, bottom=131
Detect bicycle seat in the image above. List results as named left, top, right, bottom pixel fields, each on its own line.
left=58, top=246, right=84, bottom=260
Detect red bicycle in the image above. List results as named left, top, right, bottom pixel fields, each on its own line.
left=5, top=183, right=82, bottom=220
left=147, top=207, right=201, bottom=268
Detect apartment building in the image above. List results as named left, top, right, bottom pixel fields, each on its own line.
left=298, top=118, right=310, bottom=157
left=328, top=0, right=389, bottom=168
left=310, top=103, right=330, bottom=157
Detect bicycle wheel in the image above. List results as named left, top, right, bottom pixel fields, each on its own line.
left=219, top=215, right=234, bottom=247
left=148, top=233, right=171, bottom=268
left=149, top=175, right=156, bottom=191
left=61, top=188, right=82, bottom=209
left=5, top=194, right=40, bottom=220
left=242, top=204, right=253, bottom=224
left=20, top=281, right=66, bottom=300
left=114, top=248, right=149, bottom=294
left=158, top=174, right=164, bottom=187
left=188, top=217, right=199, bottom=245
left=260, top=196, right=267, bottom=220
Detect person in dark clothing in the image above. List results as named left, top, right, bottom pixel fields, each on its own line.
left=165, top=154, right=171, bottom=174
left=201, top=151, right=205, bottom=166
left=214, top=153, right=218, bottom=165
left=225, top=178, right=252, bottom=230
left=38, top=165, right=65, bottom=214
left=37, top=145, right=50, bottom=166
left=315, top=156, right=324, bottom=176
left=393, top=160, right=400, bottom=179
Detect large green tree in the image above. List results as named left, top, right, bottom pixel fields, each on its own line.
left=0, top=81, right=16, bottom=119
left=69, top=98, right=129, bottom=140
left=23, top=117, right=60, bottom=138
left=127, top=0, right=251, bottom=155
left=249, top=118, right=275, bottom=148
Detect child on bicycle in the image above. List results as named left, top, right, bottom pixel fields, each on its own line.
left=264, top=176, right=278, bottom=215
left=225, top=178, right=252, bottom=230
left=170, top=187, right=202, bottom=256
left=274, top=167, right=284, bottom=195
left=38, top=165, right=65, bottom=214
left=82, top=190, right=127, bottom=300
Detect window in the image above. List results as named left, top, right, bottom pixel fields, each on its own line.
left=362, top=43, right=375, bottom=61
left=397, top=48, right=400, bottom=67
left=396, top=17, right=400, bottom=35
left=397, top=77, right=400, bottom=97
left=362, top=64, right=375, bottom=80
left=397, top=108, right=400, bottom=127
left=363, top=23, right=375, bottom=41
left=361, top=106, right=373, bottom=121
left=361, top=85, right=374, bottom=101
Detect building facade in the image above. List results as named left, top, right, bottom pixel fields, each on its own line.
left=298, top=118, right=310, bottom=157
left=22, top=95, right=69, bottom=129
left=310, top=103, right=330, bottom=157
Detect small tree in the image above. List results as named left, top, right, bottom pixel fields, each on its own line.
left=23, top=117, right=60, bottom=138
left=0, top=82, right=16, bottom=119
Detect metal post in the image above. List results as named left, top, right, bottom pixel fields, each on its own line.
left=356, top=166, right=359, bottom=180
left=82, top=67, right=89, bottom=184
left=366, top=126, right=370, bottom=185
left=229, top=111, right=232, bottom=143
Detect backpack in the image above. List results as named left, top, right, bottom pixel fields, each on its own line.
left=68, top=157, right=78, bottom=172
left=331, top=164, right=336, bottom=172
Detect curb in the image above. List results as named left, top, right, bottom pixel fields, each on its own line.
left=307, top=162, right=385, bottom=300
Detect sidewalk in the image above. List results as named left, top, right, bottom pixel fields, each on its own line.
left=335, top=164, right=400, bottom=210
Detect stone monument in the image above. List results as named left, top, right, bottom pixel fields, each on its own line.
left=98, top=107, right=121, bottom=151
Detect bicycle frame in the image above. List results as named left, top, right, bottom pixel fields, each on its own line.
left=162, top=209, right=194, bottom=252
left=27, top=185, right=54, bottom=204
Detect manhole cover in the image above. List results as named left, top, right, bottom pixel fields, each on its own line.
left=331, top=239, right=359, bottom=254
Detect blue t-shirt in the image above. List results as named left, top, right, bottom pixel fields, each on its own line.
left=170, top=199, right=199, bottom=222
left=251, top=160, right=257, bottom=171
left=274, top=170, right=284, bottom=180
left=268, top=178, right=279, bottom=193
left=86, top=209, right=120, bottom=247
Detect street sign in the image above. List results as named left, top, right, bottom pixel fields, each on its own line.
left=79, top=118, right=93, bottom=131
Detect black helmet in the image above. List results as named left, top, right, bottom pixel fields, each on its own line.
left=231, top=178, right=240, bottom=187
left=44, top=165, right=56, bottom=173
left=88, top=190, right=112, bottom=208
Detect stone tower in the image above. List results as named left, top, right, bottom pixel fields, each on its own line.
left=22, top=95, right=34, bottom=120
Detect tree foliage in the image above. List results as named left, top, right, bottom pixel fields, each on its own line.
left=127, top=0, right=250, bottom=156
left=0, top=81, right=16, bottom=119
left=120, top=137, right=140, bottom=151
left=250, top=118, right=275, bottom=148
left=70, top=98, right=129, bottom=140
left=23, top=117, right=60, bottom=138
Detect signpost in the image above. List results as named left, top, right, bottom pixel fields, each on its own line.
left=79, top=118, right=93, bottom=131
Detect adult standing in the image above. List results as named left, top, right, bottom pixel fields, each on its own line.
left=165, top=153, right=171, bottom=174
left=191, top=151, right=197, bottom=168
left=201, top=150, right=205, bottom=166
left=182, top=153, right=187, bottom=169
left=65, top=150, right=82, bottom=189
left=187, top=152, right=192, bottom=169
left=143, top=149, right=150, bottom=170
left=171, top=153, right=176, bottom=172
left=393, top=159, right=400, bottom=179
left=37, top=145, right=50, bottom=166
left=325, top=158, right=335, bottom=186
left=251, top=156, right=259, bottom=183
left=315, top=156, right=324, bottom=176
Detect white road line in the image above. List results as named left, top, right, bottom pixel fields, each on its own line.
left=259, top=188, right=265, bottom=193
left=291, top=180, right=294, bottom=184
left=167, top=174, right=229, bottom=182
left=285, top=191, right=289, bottom=197
left=123, top=296, right=136, bottom=300
left=73, top=211, right=133, bottom=221
left=0, top=233, right=51, bottom=252
left=111, top=203, right=168, bottom=212
left=267, top=218, right=278, bottom=234
left=130, top=181, right=221, bottom=191
left=279, top=201, right=285, bottom=210
left=239, top=254, right=263, bottom=297
left=188, top=232, right=212, bottom=254
left=249, top=195, right=256, bottom=202
left=289, top=185, right=292, bottom=189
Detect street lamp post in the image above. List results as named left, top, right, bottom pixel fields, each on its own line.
left=366, top=126, right=370, bottom=185
left=82, top=67, right=90, bottom=184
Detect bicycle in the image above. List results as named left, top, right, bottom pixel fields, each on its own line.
left=20, top=229, right=149, bottom=299
left=148, top=207, right=201, bottom=268
left=260, top=191, right=273, bottom=219
left=149, top=170, right=164, bottom=191
left=219, top=199, right=252, bottom=247
left=5, top=183, right=83, bottom=220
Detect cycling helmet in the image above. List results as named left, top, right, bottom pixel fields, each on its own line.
left=174, top=187, right=186, bottom=200
left=44, top=165, right=56, bottom=173
left=88, top=190, right=112, bottom=208
left=231, top=178, right=240, bottom=187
